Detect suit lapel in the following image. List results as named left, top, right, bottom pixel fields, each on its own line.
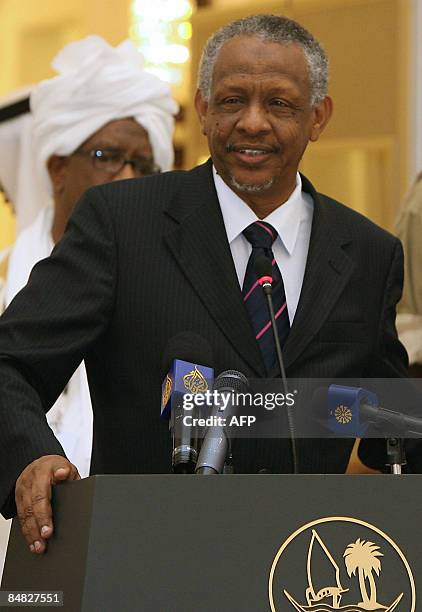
left=164, top=160, right=265, bottom=376
left=164, top=163, right=354, bottom=378
left=271, top=175, right=354, bottom=374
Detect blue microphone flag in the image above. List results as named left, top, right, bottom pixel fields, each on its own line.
left=161, top=359, right=214, bottom=420
left=327, top=384, right=379, bottom=436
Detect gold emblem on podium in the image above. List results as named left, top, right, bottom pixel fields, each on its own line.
left=183, top=366, right=208, bottom=394
left=269, top=517, right=416, bottom=612
left=161, top=374, right=173, bottom=409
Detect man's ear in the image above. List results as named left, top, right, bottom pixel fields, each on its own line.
left=47, top=155, right=68, bottom=195
left=309, top=96, right=333, bottom=142
left=194, top=89, right=209, bottom=136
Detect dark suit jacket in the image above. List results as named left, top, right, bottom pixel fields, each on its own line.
left=0, top=160, right=410, bottom=516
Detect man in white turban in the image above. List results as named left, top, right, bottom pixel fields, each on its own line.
left=1, top=35, right=177, bottom=477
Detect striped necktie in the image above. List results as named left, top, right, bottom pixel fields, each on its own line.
left=242, top=221, right=290, bottom=373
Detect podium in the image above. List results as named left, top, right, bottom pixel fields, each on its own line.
left=1, top=475, right=420, bottom=611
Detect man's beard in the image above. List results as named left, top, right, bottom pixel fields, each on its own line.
left=229, top=174, right=274, bottom=193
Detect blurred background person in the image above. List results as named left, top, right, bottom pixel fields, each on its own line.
left=1, top=35, right=177, bottom=476
left=0, top=34, right=177, bottom=577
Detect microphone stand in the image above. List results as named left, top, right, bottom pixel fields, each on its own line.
left=196, top=370, right=249, bottom=475
left=171, top=403, right=199, bottom=473
left=385, top=437, right=406, bottom=474
left=260, top=275, right=298, bottom=474
left=263, top=290, right=288, bottom=384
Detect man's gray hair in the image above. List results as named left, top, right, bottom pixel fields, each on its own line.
left=198, top=14, right=328, bottom=106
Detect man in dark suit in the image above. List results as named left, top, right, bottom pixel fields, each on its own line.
left=0, top=14, right=411, bottom=555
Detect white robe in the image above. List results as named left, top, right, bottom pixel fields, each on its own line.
left=4, top=205, right=93, bottom=477
left=0, top=517, right=10, bottom=580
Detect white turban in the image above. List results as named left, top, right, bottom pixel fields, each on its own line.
left=31, top=36, right=178, bottom=197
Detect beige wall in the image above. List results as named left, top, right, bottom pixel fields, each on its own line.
left=0, top=198, right=14, bottom=253
left=0, top=0, right=131, bottom=95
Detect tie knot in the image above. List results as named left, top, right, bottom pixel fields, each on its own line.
left=243, top=221, right=277, bottom=249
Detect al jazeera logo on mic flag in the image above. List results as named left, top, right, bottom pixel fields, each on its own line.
left=183, top=366, right=209, bottom=394
left=268, top=517, right=416, bottom=611
left=161, top=374, right=173, bottom=411
left=161, top=358, right=214, bottom=420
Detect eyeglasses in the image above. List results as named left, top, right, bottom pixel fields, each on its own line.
left=73, top=148, right=161, bottom=177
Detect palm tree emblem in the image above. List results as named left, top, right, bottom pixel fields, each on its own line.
left=283, top=530, right=404, bottom=611
left=270, top=517, right=415, bottom=612
left=344, top=539, right=385, bottom=610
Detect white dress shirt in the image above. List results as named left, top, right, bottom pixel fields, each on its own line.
left=213, top=166, right=314, bottom=324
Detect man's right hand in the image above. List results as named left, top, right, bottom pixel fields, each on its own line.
left=15, top=455, right=80, bottom=554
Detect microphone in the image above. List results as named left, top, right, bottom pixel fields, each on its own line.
left=161, top=332, right=214, bottom=473
left=195, top=370, right=249, bottom=475
left=254, top=255, right=287, bottom=382
left=313, top=384, right=422, bottom=438
left=254, top=255, right=298, bottom=474
left=254, top=255, right=273, bottom=293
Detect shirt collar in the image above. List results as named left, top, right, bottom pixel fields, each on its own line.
left=213, top=166, right=307, bottom=255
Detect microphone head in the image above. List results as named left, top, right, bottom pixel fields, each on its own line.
left=254, top=255, right=273, bottom=286
left=214, top=370, right=249, bottom=393
left=161, top=331, right=213, bottom=375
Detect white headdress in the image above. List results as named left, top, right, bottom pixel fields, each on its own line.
left=31, top=36, right=178, bottom=197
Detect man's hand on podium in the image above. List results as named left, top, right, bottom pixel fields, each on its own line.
left=15, top=455, right=80, bottom=554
